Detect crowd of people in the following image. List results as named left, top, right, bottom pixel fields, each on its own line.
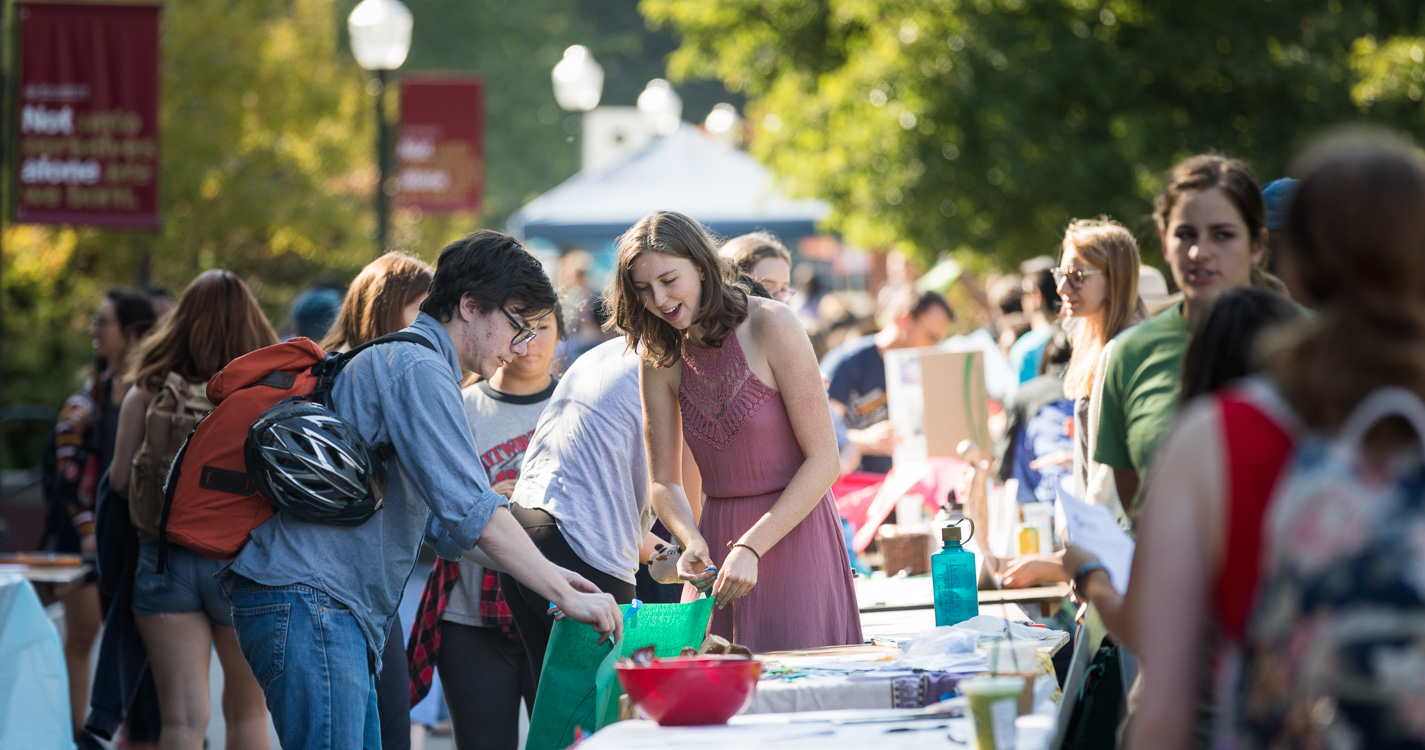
left=32, top=127, right=1425, bottom=749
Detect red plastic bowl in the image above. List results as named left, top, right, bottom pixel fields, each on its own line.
left=615, top=655, right=763, bottom=726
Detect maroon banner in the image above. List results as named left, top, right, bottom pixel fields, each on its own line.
left=15, top=2, right=162, bottom=229
left=396, top=75, right=483, bottom=213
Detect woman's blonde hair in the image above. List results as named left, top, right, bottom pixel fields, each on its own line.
left=606, top=211, right=749, bottom=368
left=1268, top=130, right=1425, bottom=433
left=321, top=252, right=433, bottom=350
left=719, top=231, right=792, bottom=275
left=129, top=270, right=278, bottom=387
left=1061, top=218, right=1145, bottom=399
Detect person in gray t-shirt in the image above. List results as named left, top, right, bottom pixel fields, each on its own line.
left=500, top=337, right=684, bottom=691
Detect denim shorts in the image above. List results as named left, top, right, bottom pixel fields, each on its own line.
left=133, top=540, right=234, bottom=627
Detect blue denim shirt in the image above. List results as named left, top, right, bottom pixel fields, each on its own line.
left=226, top=313, right=505, bottom=669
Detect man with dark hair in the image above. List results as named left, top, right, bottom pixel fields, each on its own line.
left=225, top=230, right=621, bottom=749
left=820, top=286, right=954, bottom=474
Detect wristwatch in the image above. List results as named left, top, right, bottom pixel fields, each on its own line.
left=1073, top=561, right=1109, bottom=592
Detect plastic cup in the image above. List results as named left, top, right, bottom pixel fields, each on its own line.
left=987, top=641, right=1041, bottom=713
left=960, top=675, right=1025, bottom=750
left=986, top=641, right=1041, bottom=674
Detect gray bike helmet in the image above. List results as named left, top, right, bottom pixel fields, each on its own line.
left=245, top=398, right=386, bottom=525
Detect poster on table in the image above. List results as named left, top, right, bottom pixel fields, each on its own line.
left=395, top=75, right=484, bottom=213
left=885, top=346, right=992, bottom=467
left=15, top=2, right=162, bottom=229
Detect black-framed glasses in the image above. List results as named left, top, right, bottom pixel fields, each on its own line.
left=501, top=307, right=538, bottom=347
left=1052, top=267, right=1104, bottom=288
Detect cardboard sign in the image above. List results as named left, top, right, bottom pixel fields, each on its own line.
left=886, top=346, right=992, bottom=464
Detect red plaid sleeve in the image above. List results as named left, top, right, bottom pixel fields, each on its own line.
left=478, top=569, right=522, bottom=643
left=406, top=557, right=461, bottom=704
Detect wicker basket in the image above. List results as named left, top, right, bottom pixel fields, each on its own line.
left=876, top=526, right=931, bottom=576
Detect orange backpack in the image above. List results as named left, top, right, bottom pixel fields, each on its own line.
left=157, top=332, right=434, bottom=569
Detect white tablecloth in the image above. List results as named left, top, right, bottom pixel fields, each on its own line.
left=0, top=573, right=75, bottom=749
left=583, top=704, right=1055, bottom=750
left=581, top=710, right=975, bottom=750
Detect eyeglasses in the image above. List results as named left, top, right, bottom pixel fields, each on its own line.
left=1052, top=267, right=1104, bottom=288
left=761, top=284, right=797, bottom=303
left=501, top=307, right=538, bottom=347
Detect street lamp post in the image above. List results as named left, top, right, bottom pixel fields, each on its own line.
left=551, top=45, right=604, bottom=172
left=552, top=45, right=604, bottom=113
left=637, top=79, right=683, bottom=136
left=348, top=0, right=413, bottom=254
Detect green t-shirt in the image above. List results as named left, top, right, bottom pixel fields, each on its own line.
left=1092, top=301, right=1193, bottom=483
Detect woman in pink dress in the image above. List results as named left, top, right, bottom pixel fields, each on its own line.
left=608, top=211, right=861, bottom=653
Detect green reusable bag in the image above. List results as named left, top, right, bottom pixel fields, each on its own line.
left=525, top=597, right=715, bottom=750
left=593, top=597, right=717, bottom=729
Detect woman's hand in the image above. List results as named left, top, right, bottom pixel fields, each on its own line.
left=677, top=536, right=717, bottom=594
left=1062, top=545, right=1099, bottom=580
left=490, top=479, right=517, bottom=499
left=1001, top=554, right=1067, bottom=588
left=649, top=544, right=683, bottom=585
left=1062, top=545, right=1101, bottom=603
left=712, top=545, right=758, bottom=609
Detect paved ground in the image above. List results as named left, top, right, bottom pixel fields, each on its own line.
left=66, top=556, right=510, bottom=749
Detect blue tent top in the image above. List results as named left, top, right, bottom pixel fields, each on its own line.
left=507, top=125, right=830, bottom=247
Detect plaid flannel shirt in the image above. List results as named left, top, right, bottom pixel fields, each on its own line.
left=407, top=557, right=520, bottom=704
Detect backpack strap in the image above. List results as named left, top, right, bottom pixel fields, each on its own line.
left=311, top=331, right=438, bottom=393
left=156, top=413, right=205, bottom=575
left=339, top=331, right=438, bottom=366
left=312, top=331, right=439, bottom=463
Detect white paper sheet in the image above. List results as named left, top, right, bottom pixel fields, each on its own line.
left=1056, top=486, right=1134, bottom=594
left=988, top=479, right=1021, bottom=559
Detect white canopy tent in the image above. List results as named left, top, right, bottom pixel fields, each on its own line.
left=507, top=124, right=830, bottom=249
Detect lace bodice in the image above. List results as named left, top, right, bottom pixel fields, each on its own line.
left=679, top=332, right=776, bottom=451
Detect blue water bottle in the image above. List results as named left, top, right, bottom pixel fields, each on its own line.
left=932, top=517, right=979, bottom=626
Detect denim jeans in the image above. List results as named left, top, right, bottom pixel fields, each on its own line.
left=229, top=578, right=380, bottom=749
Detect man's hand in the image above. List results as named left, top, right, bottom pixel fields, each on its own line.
left=553, top=564, right=602, bottom=594
left=551, top=590, right=623, bottom=644
left=80, top=532, right=96, bottom=558
left=1029, top=450, right=1073, bottom=472
left=712, top=545, right=758, bottom=609
left=850, top=421, right=898, bottom=456
left=490, top=479, right=518, bottom=499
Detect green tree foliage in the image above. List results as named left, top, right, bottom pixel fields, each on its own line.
left=643, top=0, right=1425, bottom=266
